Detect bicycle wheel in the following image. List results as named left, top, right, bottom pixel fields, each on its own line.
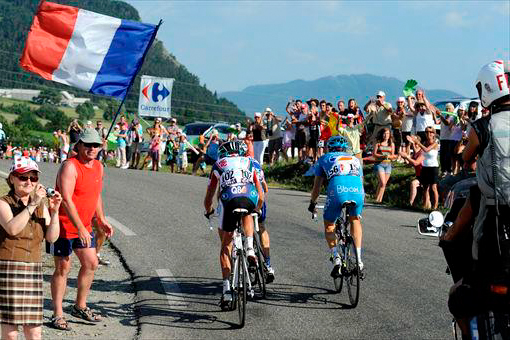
left=345, top=236, right=360, bottom=307
left=254, top=233, right=267, bottom=298
left=333, top=241, right=344, bottom=293
left=237, top=252, right=247, bottom=328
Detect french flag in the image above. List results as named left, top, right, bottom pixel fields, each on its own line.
left=20, top=1, right=158, bottom=100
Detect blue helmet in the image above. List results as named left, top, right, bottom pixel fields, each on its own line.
left=218, top=141, right=246, bottom=159
left=327, top=136, right=349, bottom=152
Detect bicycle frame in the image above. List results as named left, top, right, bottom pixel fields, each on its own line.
left=231, top=217, right=254, bottom=299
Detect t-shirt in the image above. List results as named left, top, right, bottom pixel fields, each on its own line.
left=402, top=110, right=414, bottom=132
left=206, top=141, right=219, bottom=160
left=178, top=142, right=188, bottom=156
left=440, top=118, right=452, bottom=140
left=268, top=119, right=282, bottom=140
left=450, top=119, right=463, bottom=141
left=338, top=124, right=363, bottom=154
left=415, top=111, right=435, bottom=132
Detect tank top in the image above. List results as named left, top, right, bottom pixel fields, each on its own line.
left=423, top=147, right=439, bottom=167
left=378, top=144, right=393, bottom=163
left=57, top=158, right=103, bottom=238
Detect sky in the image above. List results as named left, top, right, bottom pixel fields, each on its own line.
left=125, top=0, right=510, bottom=98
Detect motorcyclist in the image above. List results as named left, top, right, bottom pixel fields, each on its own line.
left=447, top=60, right=510, bottom=337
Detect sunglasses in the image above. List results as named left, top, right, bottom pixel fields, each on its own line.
left=83, top=143, right=102, bottom=148
left=15, top=174, right=39, bottom=182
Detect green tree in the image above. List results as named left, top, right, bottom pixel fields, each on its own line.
left=14, top=111, right=43, bottom=131
left=45, top=110, right=71, bottom=132
left=32, top=89, right=62, bottom=105
left=103, top=100, right=123, bottom=121
left=76, top=102, right=95, bottom=121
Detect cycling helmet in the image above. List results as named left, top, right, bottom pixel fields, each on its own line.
left=218, top=141, right=245, bottom=159
left=475, top=60, right=510, bottom=108
left=327, top=136, right=349, bottom=152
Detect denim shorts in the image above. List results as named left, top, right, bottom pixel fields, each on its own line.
left=374, top=162, right=392, bottom=174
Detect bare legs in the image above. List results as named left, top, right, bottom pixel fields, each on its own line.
left=375, top=170, right=391, bottom=203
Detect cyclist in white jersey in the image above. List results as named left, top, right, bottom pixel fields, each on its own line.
left=204, top=141, right=264, bottom=308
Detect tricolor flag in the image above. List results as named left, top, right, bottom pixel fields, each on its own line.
left=20, top=1, right=159, bottom=100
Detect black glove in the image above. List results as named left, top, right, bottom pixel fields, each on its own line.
left=204, top=209, right=215, bottom=219
left=308, top=201, right=317, bottom=214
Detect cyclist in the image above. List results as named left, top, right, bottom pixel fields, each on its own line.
left=204, top=141, right=265, bottom=308
left=252, top=158, right=275, bottom=283
left=308, top=136, right=365, bottom=278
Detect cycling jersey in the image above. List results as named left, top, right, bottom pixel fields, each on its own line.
left=252, top=159, right=267, bottom=223
left=315, top=152, right=365, bottom=221
left=210, top=156, right=260, bottom=232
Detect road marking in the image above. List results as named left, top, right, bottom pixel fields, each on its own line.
left=156, top=269, right=188, bottom=308
left=0, top=170, right=8, bottom=178
left=106, top=216, right=136, bottom=236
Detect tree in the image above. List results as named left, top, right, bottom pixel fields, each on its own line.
left=45, top=110, right=71, bottom=132
left=76, top=102, right=95, bottom=121
left=14, top=111, right=43, bottom=131
left=32, top=89, right=62, bottom=105
left=103, top=100, right=124, bottom=121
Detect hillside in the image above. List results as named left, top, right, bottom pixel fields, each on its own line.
left=0, top=0, right=245, bottom=124
left=221, top=74, right=464, bottom=115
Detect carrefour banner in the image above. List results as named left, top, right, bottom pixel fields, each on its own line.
left=138, top=75, right=174, bottom=118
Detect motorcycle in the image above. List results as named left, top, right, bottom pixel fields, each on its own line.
left=417, top=178, right=510, bottom=339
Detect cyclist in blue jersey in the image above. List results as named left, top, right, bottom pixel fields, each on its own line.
left=204, top=141, right=265, bottom=308
left=308, top=136, right=365, bottom=278
left=252, top=159, right=275, bottom=283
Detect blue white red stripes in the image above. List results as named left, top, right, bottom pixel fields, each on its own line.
left=20, top=1, right=157, bottom=100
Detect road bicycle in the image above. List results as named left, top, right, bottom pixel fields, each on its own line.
left=250, top=212, right=267, bottom=299
left=313, top=201, right=361, bottom=308
left=226, top=208, right=257, bottom=328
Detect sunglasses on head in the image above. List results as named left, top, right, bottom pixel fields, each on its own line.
left=15, top=174, right=39, bottom=182
left=83, top=142, right=101, bottom=148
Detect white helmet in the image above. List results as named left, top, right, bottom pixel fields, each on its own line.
left=475, top=60, right=510, bottom=108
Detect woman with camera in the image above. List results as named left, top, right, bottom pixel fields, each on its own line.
left=0, top=156, right=62, bottom=338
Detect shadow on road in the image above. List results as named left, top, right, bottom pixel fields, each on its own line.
left=133, top=275, right=356, bottom=331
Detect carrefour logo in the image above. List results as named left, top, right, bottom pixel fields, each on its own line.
left=142, top=82, right=170, bottom=102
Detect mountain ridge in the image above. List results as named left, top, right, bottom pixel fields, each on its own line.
left=221, top=74, right=464, bottom=115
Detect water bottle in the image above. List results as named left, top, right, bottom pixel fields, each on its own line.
left=469, top=317, right=479, bottom=340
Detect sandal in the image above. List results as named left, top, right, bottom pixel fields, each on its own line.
left=71, top=305, right=102, bottom=322
left=51, top=315, right=72, bottom=331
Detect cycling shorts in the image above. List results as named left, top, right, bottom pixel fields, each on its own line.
left=258, top=201, right=267, bottom=224
left=217, top=197, right=256, bottom=232
left=217, top=184, right=258, bottom=232
left=323, top=179, right=364, bottom=222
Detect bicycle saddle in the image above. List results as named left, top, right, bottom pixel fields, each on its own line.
left=232, top=208, right=249, bottom=215
left=342, top=201, right=357, bottom=208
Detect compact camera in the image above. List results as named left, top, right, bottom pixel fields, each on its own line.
left=46, top=187, right=56, bottom=197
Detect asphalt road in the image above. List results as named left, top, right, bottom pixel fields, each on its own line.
left=0, top=159, right=453, bottom=338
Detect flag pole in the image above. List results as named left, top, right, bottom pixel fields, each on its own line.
left=105, top=19, right=163, bottom=140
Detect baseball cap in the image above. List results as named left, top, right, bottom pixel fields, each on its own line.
left=10, top=156, right=40, bottom=174
left=458, top=103, right=467, bottom=110
left=265, top=107, right=272, bottom=112
left=170, top=118, right=177, bottom=122
left=78, top=128, right=102, bottom=144
left=86, top=120, right=92, bottom=125
left=397, top=97, right=405, bottom=102
left=254, top=112, right=262, bottom=118
left=376, top=91, right=386, bottom=97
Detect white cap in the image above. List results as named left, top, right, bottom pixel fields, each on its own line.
left=397, top=97, right=405, bottom=102
left=265, top=107, right=272, bottom=112
left=170, top=118, right=177, bottom=122
left=254, top=112, right=262, bottom=118
left=86, top=120, right=92, bottom=125
left=238, top=131, right=246, bottom=139
left=181, top=133, right=187, bottom=138
left=458, top=103, right=467, bottom=110
left=177, top=128, right=182, bottom=133
left=376, top=90, right=386, bottom=97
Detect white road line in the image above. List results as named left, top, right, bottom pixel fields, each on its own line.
left=156, top=269, right=188, bottom=308
left=106, top=216, right=136, bottom=236
left=0, top=170, right=8, bottom=178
